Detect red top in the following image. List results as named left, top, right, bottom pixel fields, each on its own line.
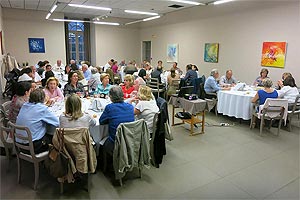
left=122, top=85, right=134, bottom=98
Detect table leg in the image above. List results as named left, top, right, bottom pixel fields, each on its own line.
left=190, top=115, right=194, bottom=135
left=201, top=111, right=205, bottom=134
left=172, top=105, right=184, bottom=126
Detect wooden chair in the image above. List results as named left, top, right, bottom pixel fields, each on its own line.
left=287, top=94, right=300, bottom=132
left=250, top=99, right=288, bottom=136
left=8, top=121, right=49, bottom=190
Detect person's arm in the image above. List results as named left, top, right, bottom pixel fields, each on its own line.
left=56, top=87, right=64, bottom=101
left=219, top=76, right=225, bottom=85
left=43, top=107, right=59, bottom=127
left=210, top=78, right=220, bottom=92
left=134, top=108, right=141, bottom=115
left=251, top=92, right=259, bottom=103
left=99, top=106, right=110, bottom=125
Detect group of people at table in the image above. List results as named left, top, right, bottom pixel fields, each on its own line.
left=6, top=57, right=298, bottom=156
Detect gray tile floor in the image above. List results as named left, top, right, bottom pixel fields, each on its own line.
left=1, top=105, right=299, bottom=199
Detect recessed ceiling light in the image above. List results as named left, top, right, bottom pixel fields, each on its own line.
left=169, top=0, right=205, bottom=6
left=68, top=4, right=112, bottom=11
left=124, top=10, right=158, bottom=16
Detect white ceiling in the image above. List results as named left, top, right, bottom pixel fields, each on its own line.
left=0, top=0, right=211, bottom=21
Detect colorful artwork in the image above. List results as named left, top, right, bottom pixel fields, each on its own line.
left=261, top=42, right=287, bottom=68
left=28, top=38, right=45, bottom=53
left=167, top=44, right=178, bottom=63
left=204, top=43, right=219, bottom=63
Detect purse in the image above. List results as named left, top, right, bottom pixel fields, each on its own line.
left=44, top=128, right=69, bottom=178
left=164, top=121, right=173, bottom=141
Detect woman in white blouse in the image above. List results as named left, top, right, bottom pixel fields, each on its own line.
left=277, top=76, right=299, bottom=104
left=133, top=86, right=159, bottom=134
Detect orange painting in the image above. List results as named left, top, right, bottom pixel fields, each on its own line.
left=261, top=42, right=287, bottom=68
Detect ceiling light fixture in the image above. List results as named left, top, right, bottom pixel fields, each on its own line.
left=93, top=21, right=120, bottom=26
left=46, top=13, right=51, bottom=19
left=169, top=0, right=205, bottom=6
left=50, top=4, right=58, bottom=13
left=143, top=15, right=161, bottom=22
left=125, top=20, right=142, bottom=25
left=213, top=0, right=234, bottom=5
left=52, top=18, right=85, bottom=23
left=124, top=10, right=158, bottom=16
left=68, top=4, right=112, bottom=11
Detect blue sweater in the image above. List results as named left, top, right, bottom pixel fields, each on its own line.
left=258, top=90, right=278, bottom=105
left=99, top=102, right=134, bottom=142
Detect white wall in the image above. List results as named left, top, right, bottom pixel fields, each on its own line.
left=93, top=25, right=140, bottom=67
left=140, top=2, right=300, bottom=86
left=3, top=8, right=66, bottom=66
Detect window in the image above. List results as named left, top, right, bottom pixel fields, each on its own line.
left=67, top=22, right=85, bottom=64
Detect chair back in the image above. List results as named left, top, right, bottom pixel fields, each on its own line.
left=8, top=121, right=36, bottom=157
left=259, top=98, right=288, bottom=121
left=291, top=94, right=300, bottom=113
left=1, top=101, right=11, bottom=119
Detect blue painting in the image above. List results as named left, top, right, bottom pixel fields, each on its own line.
left=167, top=44, right=178, bottom=63
left=28, top=38, right=45, bottom=53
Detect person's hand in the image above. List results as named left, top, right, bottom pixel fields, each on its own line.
left=277, top=80, right=283, bottom=88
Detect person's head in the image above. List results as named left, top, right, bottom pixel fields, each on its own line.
left=109, top=59, right=114, bottom=65
left=262, top=78, right=273, bottom=88
left=173, top=62, right=177, bottom=68
left=70, top=59, right=76, bottom=64
left=16, top=81, right=32, bottom=97
left=210, top=69, right=219, bottom=79
left=282, top=72, right=292, bottom=80
left=138, top=86, right=153, bottom=101
left=260, top=68, right=269, bottom=78
left=29, top=88, right=45, bottom=104
left=113, top=61, right=117, bottom=66
left=45, top=71, right=54, bottom=80
left=138, top=69, right=146, bottom=79
left=186, top=64, right=192, bottom=71
left=109, top=86, right=124, bottom=103
left=75, top=70, right=85, bottom=81
left=68, top=71, right=78, bottom=84
left=57, top=60, right=62, bottom=66
left=158, top=60, right=162, bottom=66
left=170, top=68, right=176, bottom=78
left=38, top=61, right=46, bottom=68
left=100, top=73, right=110, bottom=86
left=283, top=76, right=297, bottom=87
left=45, top=64, right=52, bottom=71
left=226, top=69, right=233, bottom=79
left=124, top=74, right=134, bottom=87
left=46, top=77, right=59, bottom=90
left=145, top=62, right=151, bottom=70
left=82, top=64, right=88, bottom=72
left=65, top=94, right=83, bottom=120
left=20, top=67, right=33, bottom=77
left=91, top=67, right=98, bottom=75
left=192, top=65, right=198, bottom=71
left=30, top=65, right=36, bottom=74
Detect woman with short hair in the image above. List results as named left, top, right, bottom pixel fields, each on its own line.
left=121, top=74, right=135, bottom=98
left=94, top=73, right=111, bottom=95
left=59, top=94, right=96, bottom=128
left=63, top=71, right=84, bottom=96
left=252, top=78, right=278, bottom=105
left=134, top=86, right=159, bottom=134
left=254, top=68, right=269, bottom=86
left=43, top=77, right=64, bottom=105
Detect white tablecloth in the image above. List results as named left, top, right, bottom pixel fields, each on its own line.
left=48, top=97, right=111, bottom=155
left=217, top=90, right=256, bottom=120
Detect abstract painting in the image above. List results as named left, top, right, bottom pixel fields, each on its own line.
left=28, top=38, right=45, bottom=53
left=167, top=44, right=178, bottom=63
left=204, top=43, right=219, bottom=63
left=261, top=42, right=287, bottom=68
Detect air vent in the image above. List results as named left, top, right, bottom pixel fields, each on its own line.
left=168, top=4, right=184, bottom=8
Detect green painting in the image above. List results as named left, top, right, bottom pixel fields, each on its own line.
left=204, top=43, right=219, bottom=63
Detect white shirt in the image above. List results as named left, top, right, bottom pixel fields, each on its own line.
left=277, top=86, right=299, bottom=103
left=53, top=63, right=65, bottom=72
left=103, top=63, right=111, bottom=72
left=34, top=72, right=42, bottom=82
left=135, top=99, right=159, bottom=134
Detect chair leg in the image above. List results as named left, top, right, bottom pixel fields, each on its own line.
left=119, top=178, right=123, bottom=186
left=260, top=119, right=264, bottom=136
left=103, top=151, right=107, bottom=172
left=17, top=157, right=21, bottom=184
left=288, top=117, right=292, bottom=132
left=277, top=119, right=283, bottom=136
left=60, top=182, right=64, bottom=194
left=33, top=162, right=39, bottom=190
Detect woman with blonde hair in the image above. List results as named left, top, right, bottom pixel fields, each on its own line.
left=133, top=85, right=159, bottom=134
left=94, top=73, right=111, bottom=95
left=43, top=77, right=64, bottom=105
left=59, top=94, right=96, bottom=128
left=252, top=78, right=278, bottom=105
left=121, top=74, right=135, bottom=98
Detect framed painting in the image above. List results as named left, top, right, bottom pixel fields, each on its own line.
left=167, top=44, right=178, bottom=63
left=261, top=42, right=287, bottom=68
left=204, top=43, right=219, bottom=63
left=28, top=38, right=45, bottom=53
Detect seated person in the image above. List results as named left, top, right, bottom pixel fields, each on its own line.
left=192, top=65, right=200, bottom=78
left=59, top=94, right=96, bottom=128
left=219, top=69, right=237, bottom=86
left=43, top=77, right=64, bottom=105
left=277, top=72, right=292, bottom=90
left=182, top=64, right=197, bottom=86
left=151, top=65, right=163, bottom=83
left=94, top=73, right=111, bottom=96
left=30, top=65, right=42, bottom=85
left=41, top=70, right=55, bottom=87
left=76, top=70, right=88, bottom=86
left=172, top=62, right=183, bottom=76
left=88, top=67, right=101, bottom=92
left=204, top=69, right=221, bottom=94
left=18, top=67, right=33, bottom=82
left=133, top=86, right=159, bottom=134
left=277, top=76, right=298, bottom=104
left=254, top=68, right=269, bottom=87
left=167, top=68, right=180, bottom=97
left=15, top=89, right=59, bottom=154
left=124, top=62, right=137, bottom=75
left=64, top=71, right=84, bottom=96
left=252, top=78, right=278, bottom=105
left=121, top=74, right=135, bottom=98
left=41, top=64, right=52, bottom=79
left=8, top=81, right=33, bottom=123
left=134, top=69, right=146, bottom=91
left=82, top=64, right=92, bottom=81
left=99, top=86, right=135, bottom=154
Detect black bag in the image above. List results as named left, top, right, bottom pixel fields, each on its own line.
left=175, top=112, right=192, bottom=119
left=44, top=129, right=69, bottom=178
